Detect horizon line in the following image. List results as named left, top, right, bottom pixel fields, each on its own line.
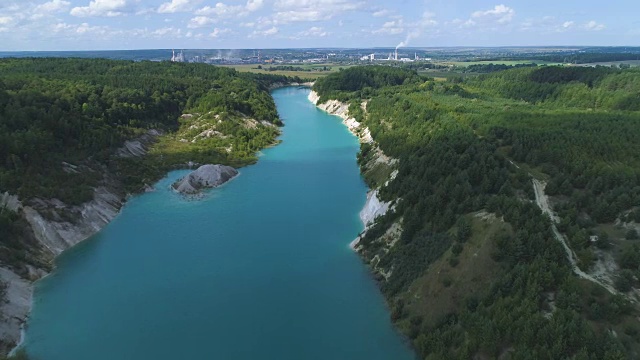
left=2, top=45, right=640, bottom=53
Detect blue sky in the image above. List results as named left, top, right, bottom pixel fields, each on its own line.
left=0, top=0, right=638, bottom=50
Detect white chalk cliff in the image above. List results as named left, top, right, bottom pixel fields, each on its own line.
left=0, top=130, right=161, bottom=352
left=308, top=90, right=397, bottom=250
left=360, top=190, right=390, bottom=227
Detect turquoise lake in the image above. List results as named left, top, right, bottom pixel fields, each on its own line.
left=24, top=87, right=414, bottom=360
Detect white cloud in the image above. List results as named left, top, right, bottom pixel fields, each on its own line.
left=305, top=26, right=328, bottom=36
left=245, top=0, right=264, bottom=12
left=135, top=8, right=155, bottom=15
left=151, top=26, right=181, bottom=36
left=0, top=15, right=13, bottom=31
left=249, top=26, right=278, bottom=37
left=521, top=17, right=605, bottom=33
left=195, top=0, right=263, bottom=18
left=70, top=0, right=129, bottom=17
left=210, top=27, right=231, bottom=37
left=76, top=22, right=106, bottom=34
left=584, top=20, right=605, bottom=31
left=469, top=4, right=515, bottom=25
left=519, top=16, right=610, bottom=35
left=389, top=11, right=438, bottom=46
left=254, top=17, right=274, bottom=28
left=157, top=0, right=201, bottom=14
left=291, top=26, right=328, bottom=39
left=188, top=16, right=216, bottom=28
left=418, top=11, right=437, bottom=27
left=240, top=17, right=272, bottom=28
left=35, top=0, right=71, bottom=13
left=52, top=22, right=74, bottom=31
left=373, top=18, right=404, bottom=35
left=273, top=0, right=364, bottom=23
left=373, top=9, right=389, bottom=17
left=273, top=10, right=328, bottom=22
left=53, top=21, right=111, bottom=35
left=196, top=3, right=244, bottom=16
left=51, top=21, right=192, bottom=40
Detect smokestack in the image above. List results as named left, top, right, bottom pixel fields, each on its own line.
left=395, top=43, right=402, bottom=61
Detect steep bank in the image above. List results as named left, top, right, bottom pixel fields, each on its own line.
left=308, top=91, right=400, bottom=262
left=1, top=116, right=282, bottom=354
left=0, top=130, right=161, bottom=354
left=0, top=58, right=289, bottom=356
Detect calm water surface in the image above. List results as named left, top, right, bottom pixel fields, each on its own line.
left=24, top=87, right=414, bottom=360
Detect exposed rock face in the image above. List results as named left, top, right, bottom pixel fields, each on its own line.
left=360, top=190, right=390, bottom=227
left=116, top=129, right=162, bottom=158
left=172, top=165, right=238, bottom=194
left=0, top=180, right=126, bottom=354
left=309, top=91, right=373, bottom=143
left=0, top=267, right=32, bottom=354
left=0, top=129, right=161, bottom=354
left=309, top=90, right=401, bottom=257
left=0, top=192, right=21, bottom=212
left=23, top=185, right=125, bottom=256
left=19, top=127, right=163, bottom=256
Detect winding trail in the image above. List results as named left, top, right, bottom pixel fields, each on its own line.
left=531, top=179, right=619, bottom=295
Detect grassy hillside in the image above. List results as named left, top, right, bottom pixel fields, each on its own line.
left=220, top=63, right=347, bottom=80
left=314, top=65, right=640, bottom=358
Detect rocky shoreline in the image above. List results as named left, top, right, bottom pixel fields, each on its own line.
left=0, top=130, right=162, bottom=354
left=172, top=164, right=239, bottom=195
left=307, top=90, right=397, bottom=251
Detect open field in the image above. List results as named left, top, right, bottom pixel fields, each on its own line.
left=443, top=60, right=563, bottom=67
left=221, top=63, right=349, bottom=80
left=418, top=60, right=565, bottom=80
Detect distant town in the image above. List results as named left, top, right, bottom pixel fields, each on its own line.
left=2, top=47, right=639, bottom=69
left=169, top=48, right=434, bottom=64
left=1, top=47, right=639, bottom=82
left=160, top=47, right=640, bottom=70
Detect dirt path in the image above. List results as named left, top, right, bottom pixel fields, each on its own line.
left=532, top=179, right=620, bottom=295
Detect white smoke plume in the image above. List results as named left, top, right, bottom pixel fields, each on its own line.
left=396, top=30, right=420, bottom=50
left=396, top=12, right=436, bottom=50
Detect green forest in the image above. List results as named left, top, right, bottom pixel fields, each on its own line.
left=314, top=65, right=640, bottom=358
left=0, top=58, right=289, bottom=204
left=0, top=58, right=289, bottom=303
